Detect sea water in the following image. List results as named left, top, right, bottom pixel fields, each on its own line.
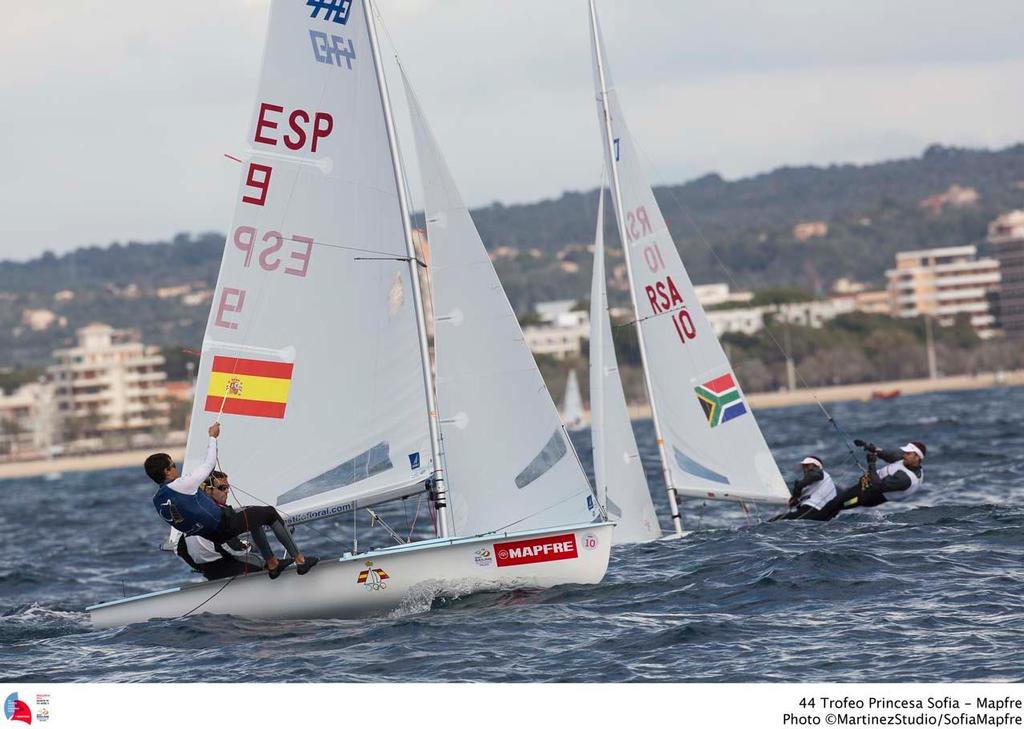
left=1, top=386, right=1021, bottom=682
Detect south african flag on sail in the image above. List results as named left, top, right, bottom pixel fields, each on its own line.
left=695, top=373, right=747, bottom=428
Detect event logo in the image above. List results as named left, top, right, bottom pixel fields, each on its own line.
left=494, top=533, right=578, bottom=567
left=473, top=548, right=493, bottom=567
left=695, top=372, right=748, bottom=428
left=356, top=561, right=389, bottom=591
left=3, top=693, right=31, bottom=725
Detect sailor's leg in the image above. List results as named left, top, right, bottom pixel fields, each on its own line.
left=269, top=519, right=302, bottom=560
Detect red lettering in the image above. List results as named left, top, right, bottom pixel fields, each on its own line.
left=254, top=103, right=283, bottom=146
left=284, top=109, right=309, bottom=151
left=656, top=281, right=671, bottom=311
left=636, top=206, right=652, bottom=237
left=312, top=113, right=333, bottom=153
left=233, top=226, right=256, bottom=267
left=672, top=309, right=697, bottom=343
left=643, top=244, right=665, bottom=273
left=242, top=163, right=273, bottom=206
left=645, top=285, right=659, bottom=314
left=214, top=287, right=246, bottom=330
left=666, top=276, right=683, bottom=307
left=286, top=235, right=314, bottom=277
left=258, top=231, right=284, bottom=271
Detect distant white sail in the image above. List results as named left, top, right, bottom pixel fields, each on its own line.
left=590, top=189, right=662, bottom=543
left=589, top=5, right=788, bottom=504
left=182, top=0, right=433, bottom=524
left=561, top=370, right=585, bottom=431
left=403, top=74, right=600, bottom=537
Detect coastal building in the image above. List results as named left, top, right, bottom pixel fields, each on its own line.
left=987, top=211, right=1024, bottom=340
left=523, top=300, right=591, bottom=360
left=48, top=323, right=170, bottom=443
left=886, top=245, right=1001, bottom=339
left=693, top=283, right=753, bottom=308
left=704, top=299, right=855, bottom=337
left=0, top=382, right=56, bottom=460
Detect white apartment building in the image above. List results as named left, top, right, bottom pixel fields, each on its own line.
left=49, top=324, right=170, bottom=439
left=523, top=300, right=591, bottom=360
left=704, top=298, right=856, bottom=337
left=988, top=210, right=1024, bottom=340
left=693, top=283, right=754, bottom=308
left=886, top=245, right=1001, bottom=338
left=0, top=382, right=56, bottom=459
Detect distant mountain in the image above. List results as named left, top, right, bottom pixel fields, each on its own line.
left=2, top=143, right=1023, bottom=368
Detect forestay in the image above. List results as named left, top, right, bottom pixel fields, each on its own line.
left=589, top=8, right=788, bottom=504
left=182, top=0, right=433, bottom=525
left=403, top=75, right=600, bottom=537
left=590, top=189, right=662, bottom=543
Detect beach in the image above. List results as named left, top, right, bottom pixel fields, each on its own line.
left=2, top=369, right=1021, bottom=480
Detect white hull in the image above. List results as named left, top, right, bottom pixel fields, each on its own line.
left=87, top=522, right=613, bottom=628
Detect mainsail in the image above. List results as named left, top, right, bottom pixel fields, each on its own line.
left=403, top=74, right=600, bottom=537
left=181, top=0, right=434, bottom=525
left=590, top=188, right=662, bottom=544
left=561, top=370, right=585, bottom=431
left=589, top=2, right=789, bottom=508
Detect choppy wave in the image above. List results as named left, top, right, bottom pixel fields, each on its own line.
left=1, top=386, right=1022, bottom=682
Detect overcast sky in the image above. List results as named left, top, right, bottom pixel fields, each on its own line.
left=2, top=0, right=1023, bottom=262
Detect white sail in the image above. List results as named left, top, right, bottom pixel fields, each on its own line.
left=589, top=5, right=788, bottom=504
left=590, top=189, right=662, bottom=544
left=561, top=370, right=585, bottom=431
left=403, top=74, right=600, bottom=537
left=181, top=0, right=433, bottom=524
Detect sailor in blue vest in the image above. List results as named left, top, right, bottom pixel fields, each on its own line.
left=771, top=456, right=840, bottom=521
left=840, top=441, right=926, bottom=510
left=145, top=422, right=319, bottom=579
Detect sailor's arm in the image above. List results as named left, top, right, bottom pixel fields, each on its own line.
left=866, top=460, right=912, bottom=493
left=167, top=426, right=220, bottom=495
left=875, top=448, right=903, bottom=464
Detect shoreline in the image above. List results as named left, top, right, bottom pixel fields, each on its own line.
left=2, top=370, right=1021, bottom=480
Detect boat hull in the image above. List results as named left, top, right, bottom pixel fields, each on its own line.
left=87, top=522, right=613, bottom=628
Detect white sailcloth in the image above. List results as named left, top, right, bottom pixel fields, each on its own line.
left=182, top=0, right=432, bottom=524
left=561, top=370, right=585, bottom=431
left=403, top=74, right=600, bottom=537
left=589, top=7, right=788, bottom=504
left=590, top=189, right=662, bottom=543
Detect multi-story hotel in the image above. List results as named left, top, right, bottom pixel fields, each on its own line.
left=49, top=323, right=170, bottom=440
left=987, top=211, right=1024, bottom=340
left=886, top=245, right=1001, bottom=339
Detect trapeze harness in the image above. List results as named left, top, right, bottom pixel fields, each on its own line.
left=152, top=485, right=223, bottom=539
left=875, top=460, right=924, bottom=502
left=797, top=469, right=837, bottom=511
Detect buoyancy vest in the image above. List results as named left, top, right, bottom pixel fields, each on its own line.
left=875, top=460, right=923, bottom=502
left=799, top=469, right=837, bottom=511
left=153, top=484, right=223, bottom=538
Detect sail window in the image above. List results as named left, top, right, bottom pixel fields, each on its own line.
left=514, top=430, right=567, bottom=489
left=277, top=442, right=393, bottom=505
left=673, top=446, right=730, bottom=485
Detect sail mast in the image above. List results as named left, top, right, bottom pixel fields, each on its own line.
left=588, top=0, right=683, bottom=536
left=364, top=0, right=449, bottom=537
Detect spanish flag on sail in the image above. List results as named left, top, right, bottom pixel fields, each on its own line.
left=204, top=356, right=294, bottom=419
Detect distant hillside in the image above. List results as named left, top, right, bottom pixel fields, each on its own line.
left=2, top=143, right=1023, bottom=368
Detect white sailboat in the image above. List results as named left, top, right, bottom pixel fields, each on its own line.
left=88, top=0, right=611, bottom=629
left=560, top=370, right=586, bottom=431
left=589, top=187, right=662, bottom=544
left=588, top=1, right=790, bottom=538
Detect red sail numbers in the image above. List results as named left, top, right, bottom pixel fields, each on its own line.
left=215, top=101, right=334, bottom=331
left=628, top=204, right=697, bottom=345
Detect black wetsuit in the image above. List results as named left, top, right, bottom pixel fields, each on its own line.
left=211, top=505, right=302, bottom=562
left=840, top=449, right=921, bottom=509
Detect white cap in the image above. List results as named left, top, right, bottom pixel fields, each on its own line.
left=800, top=457, right=823, bottom=469
left=900, top=443, right=924, bottom=459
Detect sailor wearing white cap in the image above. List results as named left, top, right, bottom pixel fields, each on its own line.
left=841, top=441, right=926, bottom=510
left=770, top=456, right=839, bottom=521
